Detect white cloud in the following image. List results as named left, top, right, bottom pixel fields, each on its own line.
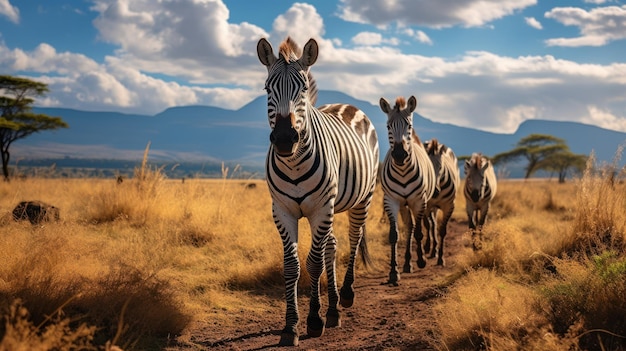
left=524, top=16, right=542, bottom=29
left=403, top=28, right=433, bottom=45
left=545, top=5, right=626, bottom=47
left=351, top=32, right=400, bottom=46
left=338, top=0, right=537, bottom=28
left=271, top=3, right=325, bottom=45
left=91, top=0, right=268, bottom=84
left=0, top=0, right=18, bottom=23
left=1, top=1, right=625, bottom=136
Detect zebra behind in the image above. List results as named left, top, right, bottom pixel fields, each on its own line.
left=257, top=37, right=379, bottom=346
left=464, top=152, right=497, bottom=250
left=423, top=139, right=460, bottom=266
left=379, top=96, right=435, bottom=286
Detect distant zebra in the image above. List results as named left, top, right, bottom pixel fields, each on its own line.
left=379, top=96, right=435, bottom=286
left=464, top=152, right=497, bottom=250
left=257, top=37, right=379, bottom=346
left=423, top=139, right=460, bottom=266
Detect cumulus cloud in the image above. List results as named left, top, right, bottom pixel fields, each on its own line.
left=2, top=0, right=626, bottom=135
left=271, top=3, right=325, bottom=45
left=524, top=16, right=542, bottom=29
left=545, top=5, right=626, bottom=46
left=91, top=0, right=268, bottom=84
left=351, top=32, right=400, bottom=46
left=0, top=0, right=18, bottom=23
left=403, top=28, right=433, bottom=45
left=338, top=0, right=537, bottom=28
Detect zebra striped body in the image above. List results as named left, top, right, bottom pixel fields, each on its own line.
left=379, top=96, right=435, bottom=286
left=257, top=37, right=379, bottom=346
left=423, top=139, right=460, bottom=266
left=464, top=152, right=497, bottom=250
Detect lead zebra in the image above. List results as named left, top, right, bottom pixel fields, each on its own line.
left=379, top=96, right=435, bottom=286
left=423, top=139, right=460, bottom=266
left=464, top=152, right=497, bottom=250
left=257, top=37, right=379, bottom=346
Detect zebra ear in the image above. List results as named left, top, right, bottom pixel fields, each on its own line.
left=482, top=159, right=491, bottom=172
left=379, top=98, right=391, bottom=114
left=257, top=38, right=276, bottom=67
left=464, top=159, right=471, bottom=174
left=406, top=96, right=418, bottom=113
left=300, top=38, right=319, bottom=67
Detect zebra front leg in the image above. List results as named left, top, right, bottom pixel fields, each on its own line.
left=400, top=204, right=415, bottom=273
left=424, top=209, right=437, bottom=258
left=274, top=209, right=301, bottom=346
left=306, top=215, right=333, bottom=339
left=324, top=233, right=341, bottom=328
left=384, top=197, right=401, bottom=285
left=467, top=204, right=481, bottom=251
left=409, top=200, right=427, bottom=269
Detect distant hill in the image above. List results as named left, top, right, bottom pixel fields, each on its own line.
left=14, top=90, right=626, bottom=178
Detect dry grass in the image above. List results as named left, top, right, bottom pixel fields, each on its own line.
left=1, top=149, right=625, bottom=350
left=434, top=152, right=626, bottom=351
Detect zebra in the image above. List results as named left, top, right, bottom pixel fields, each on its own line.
left=257, top=37, right=379, bottom=346
left=464, top=152, right=497, bottom=250
left=379, top=96, right=435, bottom=286
left=422, top=139, right=460, bottom=266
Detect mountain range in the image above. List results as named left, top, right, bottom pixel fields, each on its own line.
left=14, top=90, right=626, bottom=178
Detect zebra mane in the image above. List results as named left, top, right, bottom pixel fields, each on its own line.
left=394, top=97, right=406, bottom=111
left=427, top=139, right=439, bottom=155
left=278, top=36, right=318, bottom=106
left=279, top=37, right=300, bottom=61
left=470, top=153, right=485, bottom=169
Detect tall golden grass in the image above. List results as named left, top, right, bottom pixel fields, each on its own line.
left=0, top=148, right=624, bottom=350
left=434, top=152, right=626, bottom=351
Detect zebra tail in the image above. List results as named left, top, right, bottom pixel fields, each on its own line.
left=358, top=227, right=373, bottom=268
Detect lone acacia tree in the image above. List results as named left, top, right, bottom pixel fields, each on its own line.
left=0, top=75, right=68, bottom=181
left=492, top=134, right=586, bottom=181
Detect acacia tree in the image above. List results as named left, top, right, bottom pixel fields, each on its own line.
left=538, top=151, right=587, bottom=183
left=0, top=75, right=68, bottom=181
left=492, top=134, right=573, bottom=179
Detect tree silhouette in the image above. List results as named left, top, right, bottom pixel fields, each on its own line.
left=492, top=134, right=585, bottom=181
left=0, top=75, right=68, bottom=181
left=538, top=151, right=587, bottom=183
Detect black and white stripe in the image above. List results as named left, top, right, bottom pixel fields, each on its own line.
left=257, top=37, right=379, bottom=346
left=464, top=152, right=497, bottom=250
left=423, top=139, right=460, bottom=266
left=379, top=96, right=435, bottom=286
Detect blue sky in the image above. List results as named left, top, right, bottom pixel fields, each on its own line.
left=0, top=0, right=625, bottom=134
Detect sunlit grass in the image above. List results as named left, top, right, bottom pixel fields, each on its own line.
left=1, top=148, right=625, bottom=350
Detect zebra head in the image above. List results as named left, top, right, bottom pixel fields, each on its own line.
left=380, top=95, right=418, bottom=166
left=465, top=153, right=490, bottom=202
left=257, top=37, right=319, bottom=157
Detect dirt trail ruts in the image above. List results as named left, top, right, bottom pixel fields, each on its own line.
left=167, top=220, right=470, bottom=351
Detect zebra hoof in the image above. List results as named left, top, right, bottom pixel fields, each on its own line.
left=437, top=258, right=445, bottom=266
left=417, top=259, right=427, bottom=269
left=402, top=264, right=413, bottom=273
left=326, top=310, right=341, bottom=328
left=307, top=315, right=325, bottom=338
left=339, top=287, right=354, bottom=307
left=279, top=331, right=299, bottom=346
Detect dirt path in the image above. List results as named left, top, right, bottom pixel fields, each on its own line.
left=168, top=220, right=470, bottom=351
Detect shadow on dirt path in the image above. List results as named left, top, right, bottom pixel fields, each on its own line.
left=167, top=220, right=472, bottom=351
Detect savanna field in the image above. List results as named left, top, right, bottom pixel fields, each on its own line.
left=0, top=154, right=625, bottom=351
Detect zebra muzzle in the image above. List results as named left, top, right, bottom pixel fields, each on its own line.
left=270, top=124, right=299, bottom=156
left=391, top=144, right=408, bottom=165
